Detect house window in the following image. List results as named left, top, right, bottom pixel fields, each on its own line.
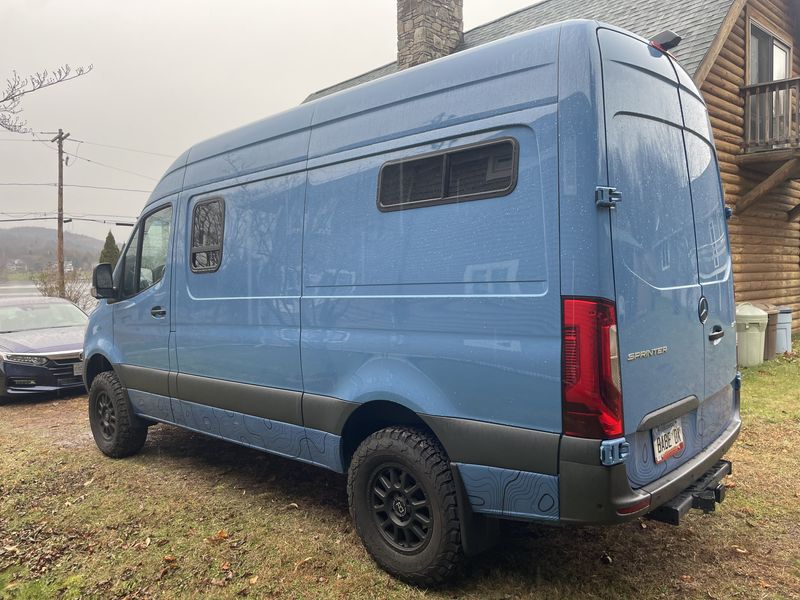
left=378, top=139, right=517, bottom=211
left=749, top=22, right=790, bottom=84
left=191, top=198, right=225, bottom=272
left=748, top=21, right=792, bottom=145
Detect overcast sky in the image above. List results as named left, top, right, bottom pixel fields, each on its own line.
left=1, top=0, right=536, bottom=243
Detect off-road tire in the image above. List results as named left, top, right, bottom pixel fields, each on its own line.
left=88, top=371, right=147, bottom=458
left=347, top=427, right=463, bottom=586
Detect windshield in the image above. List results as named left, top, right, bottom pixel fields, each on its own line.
left=0, top=302, right=88, bottom=333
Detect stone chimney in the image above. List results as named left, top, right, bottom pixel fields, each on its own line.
left=397, top=0, right=464, bottom=70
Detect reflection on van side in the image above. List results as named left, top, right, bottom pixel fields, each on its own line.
left=83, top=20, right=740, bottom=585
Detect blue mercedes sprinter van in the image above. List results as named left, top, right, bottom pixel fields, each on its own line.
left=85, top=20, right=740, bottom=585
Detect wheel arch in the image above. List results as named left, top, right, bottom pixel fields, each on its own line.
left=85, top=353, right=115, bottom=391
left=339, top=400, right=444, bottom=471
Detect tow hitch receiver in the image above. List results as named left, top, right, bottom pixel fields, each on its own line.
left=647, top=460, right=732, bottom=526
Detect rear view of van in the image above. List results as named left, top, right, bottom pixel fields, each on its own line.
left=558, top=25, right=739, bottom=525
left=83, top=20, right=739, bottom=585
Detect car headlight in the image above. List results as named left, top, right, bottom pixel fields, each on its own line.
left=1, top=354, right=48, bottom=367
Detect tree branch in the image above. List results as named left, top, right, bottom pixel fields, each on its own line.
left=0, top=64, right=93, bottom=133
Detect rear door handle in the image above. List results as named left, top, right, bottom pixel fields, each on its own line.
left=150, top=306, right=167, bottom=318
left=708, top=325, right=724, bottom=342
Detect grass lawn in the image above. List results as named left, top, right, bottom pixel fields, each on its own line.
left=1, top=344, right=799, bottom=599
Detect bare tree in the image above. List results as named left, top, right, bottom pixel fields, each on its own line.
left=32, top=267, right=94, bottom=312
left=1, top=64, right=92, bottom=132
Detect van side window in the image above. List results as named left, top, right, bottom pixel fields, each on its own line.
left=378, top=139, right=517, bottom=211
left=139, top=206, right=173, bottom=291
left=191, top=198, right=225, bottom=272
left=120, top=204, right=173, bottom=298
left=379, top=155, right=444, bottom=208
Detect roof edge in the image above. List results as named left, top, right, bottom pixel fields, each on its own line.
left=692, top=0, right=747, bottom=84
left=303, top=60, right=396, bottom=104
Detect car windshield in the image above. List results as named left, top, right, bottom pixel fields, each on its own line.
left=0, top=302, right=88, bottom=333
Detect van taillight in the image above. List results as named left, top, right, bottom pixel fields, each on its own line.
left=562, top=298, right=623, bottom=439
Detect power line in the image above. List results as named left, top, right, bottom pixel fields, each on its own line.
left=62, top=150, right=159, bottom=181
left=1, top=136, right=174, bottom=159
left=30, top=131, right=57, bottom=151
left=1, top=211, right=138, bottom=220
left=68, top=183, right=152, bottom=193
left=66, top=138, right=174, bottom=158
left=0, top=182, right=151, bottom=193
left=0, top=215, right=134, bottom=226
left=12, top=132, right=160, bottom=181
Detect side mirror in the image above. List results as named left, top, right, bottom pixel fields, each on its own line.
left=92, top=263, right=116, bottom=299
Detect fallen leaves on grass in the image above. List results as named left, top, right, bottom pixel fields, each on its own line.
left=156, top=554, right=180, bottom=581
left=205, top=529, right=229, bottom=544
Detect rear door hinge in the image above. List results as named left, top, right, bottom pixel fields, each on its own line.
left=596, top=186, right=622, bottom=208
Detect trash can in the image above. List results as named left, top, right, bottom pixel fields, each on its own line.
left=776, top=306, right=793, bottom=354
left=751, top=302, right=779, bottom=360
left=735, top=303, right=768, bottom=367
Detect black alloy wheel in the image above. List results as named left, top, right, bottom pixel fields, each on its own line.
left=88, top=371, right=147, bottom=458
left=369, top=463, right=432, bottom=554
left=348, top=427, right=463, bottom=586
left=95, top=390, right=117, bottom=441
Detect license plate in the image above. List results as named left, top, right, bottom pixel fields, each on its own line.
left=652, top=418, right=685, bottom=464
left=73, top=362, right=84, bottom=377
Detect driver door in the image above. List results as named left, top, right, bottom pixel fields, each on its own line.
left=113, top=200, right=174, bottom=419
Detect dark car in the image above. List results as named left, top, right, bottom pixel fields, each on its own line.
left=0, top=296, right=88, bottom=399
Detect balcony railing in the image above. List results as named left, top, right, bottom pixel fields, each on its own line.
left=743, top=76, right=800, bottom=152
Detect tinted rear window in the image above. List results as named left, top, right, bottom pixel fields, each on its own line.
left=191, top=198, right=225, bottom=272
left=378, top=139, right=517, bottom=211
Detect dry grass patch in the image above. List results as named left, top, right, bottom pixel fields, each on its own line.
left=1, top=343, right=799, bottom=598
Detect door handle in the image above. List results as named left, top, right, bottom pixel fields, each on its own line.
left=708, top=325, right=724, bottom=342
left=150, top=306, right=167, bottom=318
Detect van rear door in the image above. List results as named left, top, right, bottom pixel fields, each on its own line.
left=598, top=29, right=707, bottom=485
left=675, top=69, right=738, bottom=446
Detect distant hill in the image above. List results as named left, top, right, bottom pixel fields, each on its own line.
left=0, top=227, right=105, bottom=278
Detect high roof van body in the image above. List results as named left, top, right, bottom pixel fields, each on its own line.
left=84, top=20, right=740, bottom=585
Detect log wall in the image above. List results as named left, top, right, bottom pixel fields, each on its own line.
left=701, top=0, right=800, bottom=329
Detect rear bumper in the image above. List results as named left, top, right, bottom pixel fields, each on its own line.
left=559, top=416, right=741, bottom=524
left=647, top=459, right=731, bottom=525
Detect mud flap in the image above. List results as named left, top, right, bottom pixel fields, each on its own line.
left=450, top=465, right=500, bottom=556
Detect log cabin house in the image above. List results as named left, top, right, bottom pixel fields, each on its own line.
left=306, top=0, right=800, bottom=331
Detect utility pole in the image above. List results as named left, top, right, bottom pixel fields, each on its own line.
left=50, top=129, right=70, bottom=297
